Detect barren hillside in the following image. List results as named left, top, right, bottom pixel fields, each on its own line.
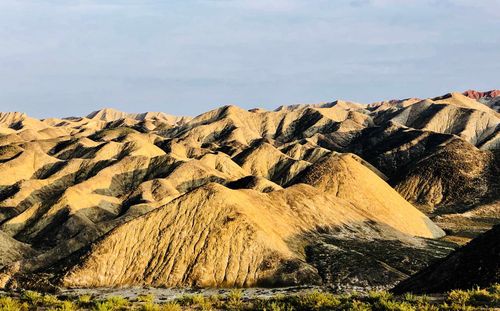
left=393, top=224, right=500, bottom=294
left=0, top=89, right=498, bottom=291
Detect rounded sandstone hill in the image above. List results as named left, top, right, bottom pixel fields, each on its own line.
left=55, top=153, right=444, bottom=288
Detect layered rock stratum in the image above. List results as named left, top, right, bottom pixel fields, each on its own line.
left=0, top=89, right=498, bottom=291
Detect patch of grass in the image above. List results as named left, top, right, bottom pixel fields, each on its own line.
left=42, top=294, right=62, bottom=307
left=20, top=290, right=43, bottom=305
left=177, top=294, right=199, bottom=305
left=92, top=301, right=115, bottom=311
left=262, top=301, right=295, bottom=311
left=176, top=293, right=214, bottom=310
left=208, top=294, right=223, bottom=309
left=47, top=300, right=77, bottom=311
left=140, top=301, right=161, bottom=311
left=77, top=294, right=93, bottom=307
left=344, top=299, right=372, bottom=311
left=374, top=299, right=416, bottom=311
left=444, top=286, right=500, bottom=308
left=0, top=296, right=28, bottom=311
left=402, top=293, right=428, bottom=304
left=137, top=294, right=155, bottom=304
left=295, top=290, right=341, bottom=310
left=91, top=295, right=129, bottom=311
left=488, top=283, right=500, bottom=306
left=194, top=294, right=214, bottom=310
left=225, top=289, right=243, bottom=311
left=447, top=289, right=471, bottom=306
left=489, top=283, right=500, bottom=295
left=2, top=284, right=500, bottom=311
left=367, top=290, right=393, bottom=303
left=440, top=302, right=474, bottom=311
left=467, top=288, right=491, bottom=306
left=442, top=286, right=500, bottom=310
left=160, top=302, right=182, bottom=311
left=106, top=295, right=129, bottom=308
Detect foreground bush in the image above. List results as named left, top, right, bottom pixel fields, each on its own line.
left=0, top=296, right=28, bottom=311
left=0, top=283, right=499, bottom=310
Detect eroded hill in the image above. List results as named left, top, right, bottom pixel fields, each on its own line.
left=0, top=89, right=498, bottom=291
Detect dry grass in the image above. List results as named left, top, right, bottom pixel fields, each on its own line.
left=1, top=284, right=499, bottom=310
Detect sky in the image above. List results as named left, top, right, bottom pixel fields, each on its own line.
left=0, top=0, right=499, bottom=118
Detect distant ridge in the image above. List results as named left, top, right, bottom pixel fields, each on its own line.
left=463, top=89, right=500, bottom=100
left=463, top=89, right=500, bottom=112
left=86, top=108, right=192, bottom=125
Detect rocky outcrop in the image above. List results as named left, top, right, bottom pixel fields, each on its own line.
left=463, top=90, right=500, bottom=113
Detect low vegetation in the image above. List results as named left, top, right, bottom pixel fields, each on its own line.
left=0, top=284, right=499, bottom=311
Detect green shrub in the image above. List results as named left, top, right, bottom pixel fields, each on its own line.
left=488, top=283, right=500, bottom=306
left=194, top=294, right=213, bottom=310
left=440, top=302, right=474, bottom=311
left=7, top=285, right=500, bottom=311
left=208, top=294, right=223, bottom=308
left=0, top=296, right=27, bottom=311
left=140, top=301, right=161, bottom=311
left=253, top=296, right=295, bottom=311
left=77, top=294, right=93, bottom=307
left=402, top=293, right=428, bottom=304
left=20, top=290, right=43, bottom=305
left=62, top=300, right=77, bottom=311
left=467, top=288, right=492, bottom=306
left=93, top=301, right=114, bottom=311
left=175, top=294, right=213, bottom=309
left=263, top=301, right=295, bottom=311
left=137, top=294, right=155, bottom=304
left=176, top=294, right=194, bottom=306
left=160, top=302, right=182, bottom=311
left=47, top=300, right=77, bottom=311
left=367, top=290, right=393, bottom=303
left=343, top=291, right=361, bottom=301
left=345, top=299, right=371, bottom=311
left=447, top=289, right=471, bottom=306
left=225, top=289, right=244, bottom=311
left=296, top=290, right=340, bottom=310
left=489, top=283, right=500, bottom=295
left=91, top=296, right=129, bottom=311
left=415, top=304, right=439, bottom=311
left=41, top=294, right=62, bottom=307
left=107, top=295, right=129, bottom=308
left=374, top=299, right=415, bottom=311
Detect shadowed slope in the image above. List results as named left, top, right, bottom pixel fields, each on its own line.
left=393, top=224, right=500, bottom=294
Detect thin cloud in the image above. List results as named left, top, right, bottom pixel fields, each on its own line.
left=203, top=0, right=303, bottom=12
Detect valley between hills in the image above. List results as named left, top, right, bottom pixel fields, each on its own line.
left=0, top=89, right=498, bottom=296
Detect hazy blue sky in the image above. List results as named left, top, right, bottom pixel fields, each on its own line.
left=0, top=0, right=499, bottom=118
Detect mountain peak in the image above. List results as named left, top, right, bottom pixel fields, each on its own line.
left=86, top=108, right=127, bottom=121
